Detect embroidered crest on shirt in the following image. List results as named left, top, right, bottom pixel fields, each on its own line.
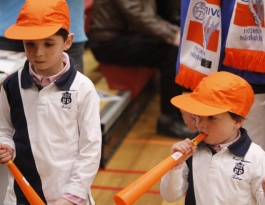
left=61, top=91, right=72, bottom=109
left=233, top=162, right=244, bottom=177
left=231, top=157, right=250, bottom=181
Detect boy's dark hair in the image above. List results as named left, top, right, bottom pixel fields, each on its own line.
left=229, top=112, right=245, bottom=121
left=55, top=28, right=69, bottom=41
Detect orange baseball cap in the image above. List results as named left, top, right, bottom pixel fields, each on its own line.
left=5, top=0, right=70, bottom=40
left=171, top=72, right=254, bottom=118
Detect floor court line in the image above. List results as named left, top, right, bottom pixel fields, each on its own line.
left=91, top=185, right=160, bottom=195
left=98, top=168, right=146, bottom=175
left=124, top=137, right=177, bottom=146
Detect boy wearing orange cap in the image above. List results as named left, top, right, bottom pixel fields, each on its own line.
left=160, top=72, right=265, bottom=204
left=0, top=0, right=101, bottom=205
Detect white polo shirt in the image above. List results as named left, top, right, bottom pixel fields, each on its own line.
left=0, top=58, right=101, bottom=204
left=160, top=129, right=265, bottom=205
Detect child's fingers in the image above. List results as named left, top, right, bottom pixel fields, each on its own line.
left=171, top=138, right=194, bottom=154
left=0, top=143, right=9, bottom=151
left=0, top=150, right=12, bottom=164
left=0, top=144, right=13, bottom=164
left=0, top=144, right=13, bottom=154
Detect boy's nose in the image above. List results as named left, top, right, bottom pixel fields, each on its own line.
left=35, top=46, right=44, bottom=56
left=195, top=116, right=206, bottom=128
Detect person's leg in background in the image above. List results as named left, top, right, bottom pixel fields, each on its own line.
left=65, top=42, right=86, bottom=73
left=0, top=37, right=24, bottom=52
left=158, top=57, right=192, bottom=138
left=90, top=35, right=192, bottom=138
left=153, top=39, right=192, bottom=138
left=66, top=0, right=88, bottom=74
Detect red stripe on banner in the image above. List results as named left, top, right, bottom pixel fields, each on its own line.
left=187, top=21, right=203, bottom=46
left=207, top=29, right=219, bottom=52
left=187, top=21, right=220, bottom=52
left=206, top=0, right=220, bottom=4
left=234, top=2, right=262, bottom=27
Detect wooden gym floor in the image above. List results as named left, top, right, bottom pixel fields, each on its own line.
left=84, top=49, right=185, bottom=205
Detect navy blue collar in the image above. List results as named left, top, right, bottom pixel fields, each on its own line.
left=227, top=128, right=252, bottom=157
left=21, top=58, right=77, bottom=91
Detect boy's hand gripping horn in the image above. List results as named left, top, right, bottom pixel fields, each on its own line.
left=114, top=133, right=206, bottom=205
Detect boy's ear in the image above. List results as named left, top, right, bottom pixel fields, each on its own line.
left=235, top=119, right=244, bottom=129
left=64, top=33, right=74, bottom=50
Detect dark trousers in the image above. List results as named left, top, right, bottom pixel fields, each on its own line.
left=65, top=42, right=86, bottom=73
left=89, top=35, right=183, bottom=115
left=0, top=37, right=24, bottom=52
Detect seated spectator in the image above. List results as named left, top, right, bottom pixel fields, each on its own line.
left=88, top=0, right=192, bottom=138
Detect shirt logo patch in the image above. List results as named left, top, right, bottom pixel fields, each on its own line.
left=61, top=92, right=72, bottom=110
left=233, top=162, right=244, bottom=176
left=231, top=157, right=251, bottom=181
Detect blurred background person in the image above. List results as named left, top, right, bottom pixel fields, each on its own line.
left=88, top=0, right=192, bottom=138
left=65, top=0, right=88, bottom=73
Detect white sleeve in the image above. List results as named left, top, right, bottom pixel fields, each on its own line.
left=64, top=80, right=102, bottom=199
left=253, top=150, right=265, bottom=205
left=160, top=162, right=189, bottom=203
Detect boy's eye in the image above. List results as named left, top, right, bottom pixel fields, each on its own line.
left=208, top=116, right=216, bottom=120
left=24, top=42, right=34, bottom=47
left=45, top=43, right=54, bottom=47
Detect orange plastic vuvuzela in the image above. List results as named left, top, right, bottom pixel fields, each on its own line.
left=6, top=160, right=46, bottom=205
left=113, top=133, right=206, bottom=205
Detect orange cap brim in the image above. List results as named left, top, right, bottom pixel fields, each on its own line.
left=171, top=94, right=230, bottom=116
left=5, top=24, right=63, bottom=40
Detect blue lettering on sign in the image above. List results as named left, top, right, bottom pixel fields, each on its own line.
left=205, top=6, right=220, bottom=17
